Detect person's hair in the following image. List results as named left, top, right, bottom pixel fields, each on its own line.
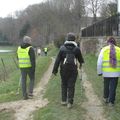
left=66, top=32, right=76, bottom=41
left=23, top=36, right=32, bottom=44
left=107, top=36, right=116, bottom=45
left=107, top=37, right=116, bottom=67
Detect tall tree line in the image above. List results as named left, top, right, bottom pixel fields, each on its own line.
left=0, top=0, right=117, bottom=46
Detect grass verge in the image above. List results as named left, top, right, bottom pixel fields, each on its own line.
left=0, top=110, right=15, bottom=120
left=0, top=56, right=51, bottom=103
left=84, top=54, right=120, bottom=120
left=33, top=59, right=86, bottom=120
left=0, top=45, right=52, bottom=119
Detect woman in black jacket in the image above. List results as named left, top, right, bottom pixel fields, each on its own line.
left=52, top=32, right=84, bottom=108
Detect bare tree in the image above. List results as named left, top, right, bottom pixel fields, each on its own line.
left=100, top=1, right=117, bottom=18
left=0, top=0, right=88, bottom=46
left=85, top=0, right=104, bottom=23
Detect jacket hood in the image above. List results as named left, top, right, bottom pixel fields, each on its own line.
left=64, top=41, right=77, bottom=47
left=64, top=40, right=77, bottom=50
left=20, top=43, right=31, bottom=49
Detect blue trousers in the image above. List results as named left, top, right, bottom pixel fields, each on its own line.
left=20, top=68, right=35, bottom=97
left=104, top=77, right=118, bottom=104
left=60, top=65, right=78, bottom=104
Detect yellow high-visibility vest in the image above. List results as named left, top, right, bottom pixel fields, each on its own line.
left=102, top=46, right=120, bottom=72
left=44, top=47, right=48, bottom=52
left=17, top=46, right=32, bottom=68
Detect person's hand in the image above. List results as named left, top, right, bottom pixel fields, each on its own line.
left=98, top=74, right=102, bottom=76
left=52, top=71, right=57, bottom=76
left=79, top=64, right=82, bottom=69
left=30, top=67, right=35, bottom=73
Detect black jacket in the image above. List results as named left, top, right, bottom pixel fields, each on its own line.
left=18, top=43, right=36, bottom=72
left=52, top=41, right=84, bottom=74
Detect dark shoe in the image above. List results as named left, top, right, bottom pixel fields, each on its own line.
left=103, top=98, right=109, bottom=104
left=23, top=96, right=29, bottom=100
left=108, top=102, right=114, bottom=107
left=67, top=103, right=72, bottom=109
left=28, top=93, right=33, bottom=96
left=28, top=93, right=33, bottom=99
left=61, top=101, right=67, bottom=106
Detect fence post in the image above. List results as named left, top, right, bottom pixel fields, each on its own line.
left=1, top=58, right=7, bottom=81
left=13, top=57, right=19, bottom=69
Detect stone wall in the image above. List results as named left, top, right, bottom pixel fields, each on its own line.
left=80, top=36, right=120, bottom=56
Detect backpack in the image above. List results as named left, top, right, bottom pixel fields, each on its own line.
left=63, top=47, right=76, bottom=65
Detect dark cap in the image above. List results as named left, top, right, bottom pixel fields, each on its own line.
left=23, top=36, right=32, bottom=44
left=107, top=37, right=116, bottom=45
left=66, top=32, right=76, bottom=41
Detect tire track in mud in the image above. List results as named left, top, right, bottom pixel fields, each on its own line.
left=0, top=59, right=54, bottom=120
left=81, top=70, right=107, bottom=120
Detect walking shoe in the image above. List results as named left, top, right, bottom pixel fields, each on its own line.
left=28, top=93, right=33, bottom=98
left=61, top=101, right=67, bottom=105
left=23, top=95, right=29, bottom=100
left=108, top=102, right=114, bottom=107
left=103, top=98, right=109, bottom=104
left=67, top=103, right=72, bottom=109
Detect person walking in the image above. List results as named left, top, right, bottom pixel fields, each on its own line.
left=17, top=36, right=36, bottom=100
left=97, top=37, right=120, bottom=106
left=37, top=47, right=41, bottom=56
left=44, top=47, right=48, bottom=56
left=52, top=32, right=84, bottom=108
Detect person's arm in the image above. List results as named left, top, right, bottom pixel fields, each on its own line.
left=77, top=48, right=84, bottom=68
left=52, top=50, right=62, bottom=75
left=97, top=49, right=103, bottom=76
left=29, top=47, right=36, bottom=72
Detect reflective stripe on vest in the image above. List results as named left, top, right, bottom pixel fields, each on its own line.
left=17, top=46, right=32, bottom=68
left=44, top=48, right=47, bottom=52
left=102, top=46, right=120, bottom=72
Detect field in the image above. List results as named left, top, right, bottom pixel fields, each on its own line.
left=0, top=46, right=120, bottom=120
left=84, top=54, right=120, bottom=120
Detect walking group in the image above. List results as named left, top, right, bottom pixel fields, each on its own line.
left=17, top=33, right=120, bottom=109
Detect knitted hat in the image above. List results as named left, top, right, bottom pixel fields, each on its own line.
left=23, top=36, right=32, bottom=44
left=66, top=32, right=76, bottom=41
left=107, top=37, right=116, bottom=45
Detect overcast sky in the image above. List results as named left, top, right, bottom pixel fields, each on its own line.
left=118, top=0, right=120, bottom=13
left=0, top=0, right=119, bottom=18
left=0, top=0, right=46, bottom=18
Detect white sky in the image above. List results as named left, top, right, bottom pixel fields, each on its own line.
left=118, top=0, right=120, bottom=13
left=0, top=0, right=46, bottom=18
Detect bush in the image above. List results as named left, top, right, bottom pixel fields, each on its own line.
left=54, top=34, right=66, bottom=48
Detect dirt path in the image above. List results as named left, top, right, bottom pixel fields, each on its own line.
left=0, top=59, right=54, bottom=120
left=81, top=70, right=107, bottom=120
left=0, top=58, right=107, bottom=120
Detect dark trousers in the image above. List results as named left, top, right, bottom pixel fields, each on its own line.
left=104, top=77, right=118, bottom=104
left=60, top=66, right=78, bottom=104
left=44, top=52, right=47, bottom=56
left=20, top=68, right=35, bottom=97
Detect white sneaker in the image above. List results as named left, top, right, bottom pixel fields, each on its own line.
left=61, top=101, right=67, bottom=105
left=103, top=98, right=109, bottom=103
left=67, top=103, right=72, bottom=109
left=108, top=103, right=114, bottom=107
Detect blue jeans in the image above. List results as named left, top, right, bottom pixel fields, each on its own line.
left=104, top=77, right=118, bottom=104
left=60, top=66, right=78, bottom=104
left=20, top=68, right=35, bottom=97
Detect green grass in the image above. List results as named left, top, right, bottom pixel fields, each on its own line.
left=33, top=74, right=86, bottom=120
left=46, top=43, right=59, bottom=57
left=84, top=54, right=103, bottom=99
left=0, top=46, right=52, bottom=119
left=84, top=54, right=120, bottom=120
left=0, top=46, right=18, bottom=80
left=0, top=56, right=51, bottom=103
left=0, top=45, right=17, bottom=51
left=0, top=45, right=52, bottom=99
left=0, top=110, right=15, bottom=120
left=33, top=47, right=86, bottom=120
